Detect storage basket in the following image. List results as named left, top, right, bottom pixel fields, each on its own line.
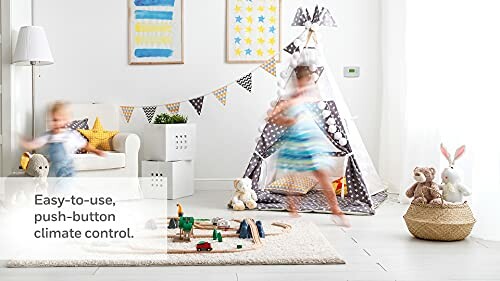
left=403, top=201, right=476, bottom=241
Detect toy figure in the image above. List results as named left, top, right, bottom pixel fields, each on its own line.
left=177, top=203, right=184, bottom=217
left=439, top=144, right=472, bottom=203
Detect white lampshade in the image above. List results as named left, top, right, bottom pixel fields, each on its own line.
left=13, top=26, right=54, bottom=65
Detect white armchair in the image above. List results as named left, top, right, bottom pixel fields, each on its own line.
left=52, top=104, right=141, bottom=177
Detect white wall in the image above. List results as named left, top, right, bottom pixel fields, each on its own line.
left=31, top=0, right=382, bottom=184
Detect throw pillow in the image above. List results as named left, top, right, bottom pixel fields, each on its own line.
left=332, top=177, right=348, bottom=196
left=265, top=175, right=318, bottom=196
left=78, top=117, right=119, bottom=151
left=66, top=118, right=89, bottom=154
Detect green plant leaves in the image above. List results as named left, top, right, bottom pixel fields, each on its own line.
left=153, top=113, right=188, bottom=124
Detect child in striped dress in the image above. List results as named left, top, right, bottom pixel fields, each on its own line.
left=268, top=66, right=349, bottom=226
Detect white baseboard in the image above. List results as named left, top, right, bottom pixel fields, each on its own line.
left=194, top=178, right=234, bottom=191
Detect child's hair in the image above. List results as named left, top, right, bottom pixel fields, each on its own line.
left=50, top=101, right=69, bottom=115
left=295, top=66, right=313, bottom=80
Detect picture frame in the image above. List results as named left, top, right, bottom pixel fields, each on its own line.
left=226, top=0, right=282, bottom=63
left=128, top=0, right=184, bottom=65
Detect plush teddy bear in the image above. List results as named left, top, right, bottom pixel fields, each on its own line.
left=406, top=167, right=442, bottom=204
left=228, top=178, right=258, bottom=211
left=21, top=152, right=50, bottom=179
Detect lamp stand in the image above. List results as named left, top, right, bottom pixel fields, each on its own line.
left=31, top=62, right=36, bottom=139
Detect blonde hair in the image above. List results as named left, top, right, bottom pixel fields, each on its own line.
left=50, top=101, right=69, bottom=115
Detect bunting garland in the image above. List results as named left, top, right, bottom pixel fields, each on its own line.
left=120, top=106, right=134, bottom=123
left=237, top=73, right=253, bottom=93
left=260, top=57, right=277, bottom=77
left=142, top=106, right=157, bottom=123
left=213, top=86, right=228, bottom=106
left=118, top=55, right=280, bottom=123
left=189, top=96, right=204, bottom=115
left=165, top=102, right=180, bottom=114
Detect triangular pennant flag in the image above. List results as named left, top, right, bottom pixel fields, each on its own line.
left=142, top=106, right=157, bottom=123
left=213, top=86, right=228, bottom=106
left=320, top=8, right=337, bottom=27
left=237, top=73, right=253, bottom=93
left=189, top=96, right=204, bottom=115
left=165, top=102, right=180, bottom=114
left=315, top=66, right=325, bottom=83
left=120, top=106, right=134, bottom=123
left=260, top=57, right=277, bottom=76
left=292, top=7, right=308, bottom=26
left=312, top=5, right=321, bottom=23
left=284, top=41, right=300, bottom=55
left=305, top=8, right=312, bottom=23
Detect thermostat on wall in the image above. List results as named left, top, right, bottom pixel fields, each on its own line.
left=344, top=66, right=360, bottom=78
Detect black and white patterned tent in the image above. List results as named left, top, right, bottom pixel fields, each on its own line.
left=242, top=6, right=387, bottom=215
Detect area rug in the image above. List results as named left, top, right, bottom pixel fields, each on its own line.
left=8, top=221, right=345, bottom=267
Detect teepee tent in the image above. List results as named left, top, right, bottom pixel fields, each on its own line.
left=243, top=6, right=387, bottom=215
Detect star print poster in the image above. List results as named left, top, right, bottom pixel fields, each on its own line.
left=226, top=0, right=281, bottom=63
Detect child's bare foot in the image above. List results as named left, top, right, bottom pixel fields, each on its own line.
left=289, top=211, right=301, bottom=218
left=331, top=214, right=351, bottom=228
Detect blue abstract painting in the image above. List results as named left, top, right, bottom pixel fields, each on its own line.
left=129, top=0, right=183, bottom=64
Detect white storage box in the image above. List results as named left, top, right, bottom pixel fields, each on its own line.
left=141, top=160, right=194, bottom=200
left=143, top=124, right=196, bottom=161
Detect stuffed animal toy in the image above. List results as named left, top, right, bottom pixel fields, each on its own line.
left=439, top=144, right=471, bottom=203
left=228, top=178, right=258, bottom=211
left=21, top=152, right=50, bottom=178
left=406, top=167, right=442, bottom=204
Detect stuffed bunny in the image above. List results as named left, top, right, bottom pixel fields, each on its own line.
left=228, top=178, right=258, bottom=211
left=439, top=144, right=471, bottom=203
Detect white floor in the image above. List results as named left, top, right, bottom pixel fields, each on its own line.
left=1, top=190, right=499, bottom=281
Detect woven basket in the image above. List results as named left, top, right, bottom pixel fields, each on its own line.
left=403, top=201, right=476, bottom=241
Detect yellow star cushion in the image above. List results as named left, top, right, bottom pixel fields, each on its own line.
left=78, top=117, right=118, bottom=151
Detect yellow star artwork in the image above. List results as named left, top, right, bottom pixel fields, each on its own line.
left=246, top=16, right=253, bottom=24
left=267, top=48, right=276, bottom=56
left=244, top=37, right=252, bottom=45
left=246, top=6, right=253, bottom=13
left=256, top=49, right=264, bottom=57
left=78, top=117, right=118, bottom=151
left=235, top=48, right=243, bottom=56
left=257, top=37, right=265, bottom=44
left=234, top=25, right=242, bottom=33
left=234, top=5, right=242, bottom=13
left=269, top=5, right=277, bottom=13
left=257, top=6, right=264, bottom=12
left=269, top=16, right=276, bottom=25
left=269, top=37, right=276, bottom=45
left=258, top=25, right=265, bottom=33
left=245, top=25, right=252, bottom=33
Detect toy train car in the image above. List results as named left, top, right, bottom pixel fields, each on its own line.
left=217, top=219, right=231, bottom=230
left=196, top=241, right=213, bottom=252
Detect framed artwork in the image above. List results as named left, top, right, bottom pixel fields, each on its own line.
left=129, top=0, right=184, bottom=64
left=226, top=0, right=281, bottom=63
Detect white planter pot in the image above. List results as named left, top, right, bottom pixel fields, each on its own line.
left=143, top=124, right=196, bottom=161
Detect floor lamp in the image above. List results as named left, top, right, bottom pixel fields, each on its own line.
left=12, top=26, right=54, bottom=138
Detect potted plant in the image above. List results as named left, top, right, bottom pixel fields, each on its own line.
left=143, top=113, right=196, bottom=161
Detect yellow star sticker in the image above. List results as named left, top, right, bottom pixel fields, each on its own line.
left=267, top=48, right=276, bottom=56
left=269, top=5, right=277, bottom=13
left=256, top=49, right=264, bottom=57
left=246, top=6, right=253, bottom=13
left=235, top=48, right=243, bottom=56
left=257, top=37, right=265, bottom=44
left=258, top=25, right=265, bottom=33
left=269, top=16, right=276, bottom=24
left=234, top=25, right=242, bottom=33
left=78, top=117, right=118, bottom=151
left=246, top=16, right=253, bottom=24
left=257, top=6, right=264, bottom=12
left=235, top=5, right=242, bottom=13
left=244, top=37, right=252, bottom=45
left=245, top=25, right=252, bottom=33
left=269, top=37, right=276, bottom=45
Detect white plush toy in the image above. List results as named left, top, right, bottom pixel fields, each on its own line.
left=439, top=144, right=472, bottom=203
left=228, top=178, right=258, bottom=211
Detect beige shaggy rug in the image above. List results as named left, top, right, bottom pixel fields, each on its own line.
left=8, top=221, right=344, bottom=267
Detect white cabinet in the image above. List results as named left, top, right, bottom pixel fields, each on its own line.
left=141, top=160, right=194, bottom=200
left=143, top=124, right=196, bottom=161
